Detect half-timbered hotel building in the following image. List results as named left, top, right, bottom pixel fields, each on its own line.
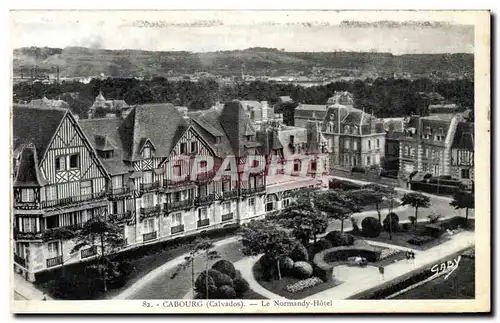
left=13, top=100, right=324, bottom=281
left=13, top=105, right=110, bottom=281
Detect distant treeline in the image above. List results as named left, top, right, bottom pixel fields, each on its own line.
left=13, top=77, right=473, bottom=123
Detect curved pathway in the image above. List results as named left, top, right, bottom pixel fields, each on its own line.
left=114, top=189, right=472, bottom=300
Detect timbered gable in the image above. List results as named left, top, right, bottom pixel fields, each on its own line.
left=39, top=113, right=109, bottom=198
left=164, top=127, right=216, bottom=163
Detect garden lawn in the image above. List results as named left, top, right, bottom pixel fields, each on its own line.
left=359, top=199, right=401, bottom=213
left=351, top=230, right=452, bottom=251
left=252, top=260, right=342, bottom=300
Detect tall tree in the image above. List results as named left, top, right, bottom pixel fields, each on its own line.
left=450, top=190, right=475, bottom=227
left=363, top=184, right=396, bottom=224
left=170, top=237, right=220, bottom=298
left=70, top=217, right=125, bottom=292
left=239, top=220, right=297, bottom=280
left=315, top=189, right=359, bottom=233
left=401, top=192, right=431, bottom=225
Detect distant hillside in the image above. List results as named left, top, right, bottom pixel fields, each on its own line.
left=13, top=46, right=474, bottom=78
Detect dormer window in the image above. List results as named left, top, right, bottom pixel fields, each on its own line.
left=97, top=150, right=114, bottom=159
left=180, top=143, right=187, bottom=154
left=143, top=147, right=151, bottom=159
left=246, top=135, right=253, bottom=141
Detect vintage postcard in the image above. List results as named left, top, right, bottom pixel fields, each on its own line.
left=9, top=10, right=490, bottom=314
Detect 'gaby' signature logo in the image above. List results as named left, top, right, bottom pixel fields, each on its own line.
left=430, top=256, right=461, bottom=280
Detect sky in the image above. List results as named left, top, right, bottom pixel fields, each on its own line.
left=10, top=11, right=475, bottom=54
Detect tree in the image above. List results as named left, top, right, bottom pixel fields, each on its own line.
left=450, top=190, right=475, bottom=227
left=239, top=220, right=297, bottom=280
left=42, top=227, right=75, bottom=276
left=267, top=188, right=327, bottom=244
left=315, top=189, right=359, bottom=233
left=70, top=217, right=125, bottom=292
left=401, top=192, right=431, bottom=225
left=363, top=184, right=396, bottom=224
left=170, top=237, right=221, bottom=298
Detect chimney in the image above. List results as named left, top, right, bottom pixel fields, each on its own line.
left=56, top=66, right=60, bottom=84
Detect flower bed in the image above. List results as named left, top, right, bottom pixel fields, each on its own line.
left=379, top=248, right=401, bottom=260
left=285, top=277, right=323, bottom=294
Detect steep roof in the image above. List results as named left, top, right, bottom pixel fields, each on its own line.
left=13, top=144, right=46, bottom=187
left=13, top=105, right=67, bottom=159
left=295, top=104, right=327, bottom=112
left=120, top=104, right=189, bottom=161
left=256, top=129, right=283, bottom=155
left=220, top=101, right=260, bottom=157
left=452, top=122, right=474, bottom=150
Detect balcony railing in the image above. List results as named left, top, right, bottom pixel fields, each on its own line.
left=197, top=218, right=210, bottom=228
left=195, top=194, right=216, bottom=206
left=164, top=199, right=194, bottom=213
left=108, top=187, right=132, bottom=199
left=81, top=246, right=97, bottom=259
left=222, top=212, right=234, bottom=222
left=13, top=201, right=40, bottom=210
left=108, top=210, right=133, bottom=224
left=163, top=176, right=192, bottom=189
left=240, top=186, right=266, bottom=196
left=220, top=190, right=239, bottom=200
left=41, top=192, right=105, bottom=208
left=14, top=253, right=26, bottom=268
left=14, top=230, right=44, bottom=240
left=143, top=231, right=157, bottom=242
left=140, top=182, right=160, bottom=193
left=140, top=204, right=161, bottom=215
left=171, top=224, right=185, bottom=235
left=46, top=255, right=63, bottom=268
left=194, top=171, right=215, bottom=183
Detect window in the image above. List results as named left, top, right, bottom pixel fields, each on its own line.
left=424, top=149, right=429, bottom=158
left=222, top=202, right=231, bottom=214
left=143, top=218, right=155, bottom=233
left=80, top=181, right=92, bottom=196
left=265, top=195, right=277, bottom=212
left=311, top=160, right=317, bottom=171
left=198, top=184, right=207, bottom=197
left=112, top=176, right=123, bottom=188
left=172, top=213, right=182, bottom=226
left=198, top=207, right=208, bottom=220
left=293, top=160, right=300, bottom=172
left=366, top=156, right=371, bottom=165
left=180, top=143, right=187, bottom=154
left=404, top=146, right=409, bottom=156
left=248, top=198, right=256, bottom=215
left=410, top=148, right=415, bottom=158
left=289, top=135, right=295, bottom=145
left=112, top=201, right=118, bottom=214
left=22, top=217, right=37, bottom=233
left=431, top=150, right=436, bottom=159
left=423, top=134, right=431, bottom=140
left=69, top=154, right=79, bottom=169
left=173, top=164, right=181, bottom=177
left=48, top=241, right=60, bottom=258
left=222, top=181, right=231, bottom=192
left=375, top=154, right=380, bottom=165
left=172, top=191, right=181, bottom=202
left=191, top=142, right=198, bottom=153
left=283, top=198, right=290, bottom=208
left=368, top=140, right=372, bottom=150
left=142, top=147, right=151, bottom=159
left=143, top=193, right=154, bottom=207
left=55, top=156, right=65, bottom=171
left=345, top=139, right=350, bottom=149
left=200, top=160, right=207, bottom=168
left=142, top=171, right=153, bottom=184
left=21, top=189, right=35, bottom=202
left=46, top=215, right=59, bottom=229
left=376, top=139, right=380, bottom=149
left=353, top=141, right=358, bottom=150
left=461, top=169, right=470, bottom=179
left=46, top=186, right=57, bottom=201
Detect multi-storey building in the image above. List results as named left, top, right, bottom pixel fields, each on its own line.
left=294, top=104, right=328, bottom=129
left=450, top=121, right=474, bottom=188
left=13, top=105, right=110, bottom=281
left=240, top=100, right=283, bottom=131
left=87, top=91, right=130, bottom=119
left=13, top=100, right=326, bottom=281
left=320, top=92, right=386, bottom=170
left=398, top=114, right=461, bottom=178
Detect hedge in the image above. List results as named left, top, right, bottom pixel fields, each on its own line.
left=410, top=181, right=462, bottom=196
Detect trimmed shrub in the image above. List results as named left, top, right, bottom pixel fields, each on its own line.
left=423, top=224, right=444, bottom=238
left=195, top=272, right=217, bottom=296
left=361, top=217, right=382, bottom=238
left=278, top=256, right=294, bottom=274
left=310, top=239, right=333, bottom=255
left=293, top=261, right=313, bottom=279
left=207, top=269, right=234, bottom=288
left=217, top=285, right=237, bottom=299
left=257, top=255, right=276, bottom=281
left=291, top=243, right=309, bottom=262
left=324, top=231, right=352, bottom=246
left=383, top=213, right=400, bottom=232
left=407, top=235, right=435, bottom=246
left=233, top=277, right=250, bottom=296
left=212, top=260, right=236, bottom=279
left=401, top=223, right=411, bottom=232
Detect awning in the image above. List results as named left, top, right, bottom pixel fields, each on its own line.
left=266, top=178, right=321, bottom=195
